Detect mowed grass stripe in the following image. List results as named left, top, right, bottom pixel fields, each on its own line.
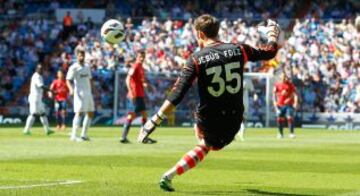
left=0, top=127, right=359, bottom=195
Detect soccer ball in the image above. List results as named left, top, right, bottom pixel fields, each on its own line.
left=101, top=19, right=126, bottom=44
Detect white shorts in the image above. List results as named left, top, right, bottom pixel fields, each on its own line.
left=28, top=97, right=46, bottom=114
left=73, top=93, right=95, bottom=113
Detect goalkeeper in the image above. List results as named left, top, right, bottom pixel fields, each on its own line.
left=138, top=14, right=280, bottom=192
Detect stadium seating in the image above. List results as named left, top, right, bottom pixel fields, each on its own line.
left=0, top=0, right=359, bottom=114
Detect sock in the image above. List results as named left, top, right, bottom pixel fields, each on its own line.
left=163, top=145, right=209, bottom=180
left=56, top=111, right=61, bottom=126
left=277, top=118, right=284, bottom=135
left=39, top=115, right=50, bottom=133
left=71, top=114, right=81, bottom=139
left=23, top=115, right=35, bottom=133
left=239, top=122, right=245, bottom=138
left=122, top=118, right=133, bottom=140
left=288, top=118, right=294, bottom=134
left=81, top=114, right=92, bottom=137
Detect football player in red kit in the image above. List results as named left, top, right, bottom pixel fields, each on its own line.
left=120, top=50, right=156, bottom=144
left=273, top=72, right=298, bottom=139
left=50, top=69, right=69, bottom=131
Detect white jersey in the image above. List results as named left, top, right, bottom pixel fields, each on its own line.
left=66, top=62, right=93, bottom=96
left=29, top=72, right=44, bottom=101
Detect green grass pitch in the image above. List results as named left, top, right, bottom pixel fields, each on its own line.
left=0, top=127, right=359, bottom=195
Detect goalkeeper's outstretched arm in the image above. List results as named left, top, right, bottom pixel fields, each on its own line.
left=239, top=19, right=280, bottom=62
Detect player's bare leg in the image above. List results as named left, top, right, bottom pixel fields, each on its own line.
left=23, top=114, right=35, bottom=135
left=81, top=111, right=93, bottom=141
left=70, top=112, right=82, bottom=141
left=160, top=125, right=210, bottom=192
left=120, top=112, right=135, bottom=143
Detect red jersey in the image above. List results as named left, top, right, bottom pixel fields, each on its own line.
left=274, top=81, right=296, bottom=107
left=127, top=62, right=145, bottom=98
left=50, top=79, right=69, bottom=101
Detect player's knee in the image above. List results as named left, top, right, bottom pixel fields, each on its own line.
left=39, top=113, right=46, bottom=117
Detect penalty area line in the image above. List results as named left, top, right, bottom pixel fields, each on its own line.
left=0, top=180, right=83, bottom=190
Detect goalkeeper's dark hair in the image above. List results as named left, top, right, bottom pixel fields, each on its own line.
left=194, top=14, right=220, bottom=38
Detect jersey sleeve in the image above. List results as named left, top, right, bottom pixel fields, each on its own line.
left=239, top=43, right=278, bottom=63
left=128, top=63, right=137, bottom=77
left=167, top=56, right=197, bottom=106
left=35, top=75, right=44, bottom=88
left=66, top=66, right=75, bottom=80
left=273, top=83, right=278, bottom=93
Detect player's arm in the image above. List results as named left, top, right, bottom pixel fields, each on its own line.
left=272, top=85, right=278, bottom=109
left=138, top=57, right=197, bottom=142
left=66, top=80, right=74, bottom=95
left=240, top=20, right=280, bottom=62
left=240, top=43, right=278, bottom=62
left=125, top=73, right=134, bottom=99
left=35, top=76, right=52, bottom=92
left=48, top=81, right=55, bottom=98
left=66, top=66, right=74, bottom=95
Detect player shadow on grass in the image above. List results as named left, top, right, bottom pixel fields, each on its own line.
left=246, top=189, right=318, bottom=196
left=181, top=189, right=318, bottom=196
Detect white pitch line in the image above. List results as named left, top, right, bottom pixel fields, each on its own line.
left=0, top=180, right=83, bottom=190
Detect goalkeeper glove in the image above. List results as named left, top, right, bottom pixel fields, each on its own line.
left=258, top=19, right=281, bottom=43
left=137, top=111, right=166, bottom=143
left=265, top=19, right=280, bottom=43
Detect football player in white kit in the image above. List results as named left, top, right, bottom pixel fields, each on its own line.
left=238, top=77, right=254, bottom=141
left=66, top=50, right=94, bottom=142
left=23, top=64, right=54, bottom=135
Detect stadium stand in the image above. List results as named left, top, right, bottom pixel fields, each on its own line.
left=0, top=0, right=359, bottom=115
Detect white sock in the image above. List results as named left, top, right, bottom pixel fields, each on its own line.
left=71, top=114, right=81, bottom=139
left=23, top=115, right=35, bottom=133
left=39, top=116, right=50, bottom=133
left=239, top=122, right=245, bottom=138
left=81, top=115, right=91, bottom=138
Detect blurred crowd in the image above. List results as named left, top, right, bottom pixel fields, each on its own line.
left=0, top=0, right=359, bottom=115
left=278, top=18, right=359, bottom=113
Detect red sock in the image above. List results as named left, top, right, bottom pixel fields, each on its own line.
left=163, top=145, right=210, bottom=180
